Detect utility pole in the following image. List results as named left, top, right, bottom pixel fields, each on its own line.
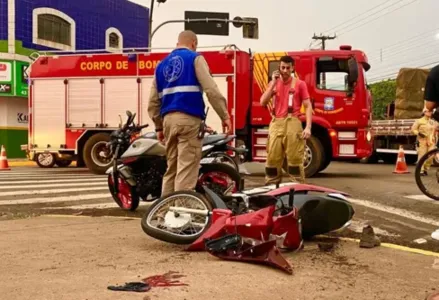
left=312, top=33, right=336, bottom=89
left=312, top=33, right=337, bottom=50
left=149, top=0, right=168, bottom=51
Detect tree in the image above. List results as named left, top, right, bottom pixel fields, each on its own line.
left=370, top=79, right=396, bottom=120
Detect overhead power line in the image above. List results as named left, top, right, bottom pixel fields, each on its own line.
left=367, top=25, right=439, bottom=56
left=337, top=0, right=419, bottom=37
left=322, top=0, right=398, bottom=34
left=368, top=39, right=439, bottom=63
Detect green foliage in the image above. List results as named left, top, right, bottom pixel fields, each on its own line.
left=370, top=79, right=396, bottom=120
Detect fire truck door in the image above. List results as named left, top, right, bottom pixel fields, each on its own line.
left=32, top=79, right=66, bottom=150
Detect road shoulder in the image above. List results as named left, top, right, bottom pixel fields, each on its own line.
left=1, top=215, right=438, bottom=300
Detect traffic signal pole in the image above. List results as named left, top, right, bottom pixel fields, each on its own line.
left=150, top=18, right=258, bottom=42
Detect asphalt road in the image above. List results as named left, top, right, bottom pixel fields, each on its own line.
left=1, top=161, right=439, bottom=252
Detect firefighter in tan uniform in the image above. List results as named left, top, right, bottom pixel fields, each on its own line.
left=260, top=56, right=313, bottom=185
left=148, top=30, right=232, bottom=196
left=411, top=108, right=439, bottom=175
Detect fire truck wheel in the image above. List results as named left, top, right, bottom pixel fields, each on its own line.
left=35, top=153, right=56, bottom=168
left=318, top=152, right=331, bottom=172
left=83, top=133, right=112, bottom=175
left=304, top=136, right=324, bottom=178
left=283, top=136, right=323, bottom=178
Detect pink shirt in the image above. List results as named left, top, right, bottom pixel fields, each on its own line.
left=272, top=77, right=310, bottom=118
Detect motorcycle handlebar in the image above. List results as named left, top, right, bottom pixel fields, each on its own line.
left=137, top=124, right=149, bottom=130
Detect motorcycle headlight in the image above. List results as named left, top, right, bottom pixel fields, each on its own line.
left=366, top=131, right=372, bottom=142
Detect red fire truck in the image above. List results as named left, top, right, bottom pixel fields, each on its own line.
left=22, top=44, right=373, bottom=176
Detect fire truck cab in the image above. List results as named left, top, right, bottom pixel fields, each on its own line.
left=22, top=44, right=372, bottom=176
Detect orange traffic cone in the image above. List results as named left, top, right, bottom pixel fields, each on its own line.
left=393, top=145, right=409, bottom=174
left=0, top=145, right=11, bottom=171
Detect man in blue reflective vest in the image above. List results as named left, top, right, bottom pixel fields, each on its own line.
left=148, top=30, right=232, bottom=197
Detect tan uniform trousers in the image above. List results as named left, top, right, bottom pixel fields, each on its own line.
left=265, top=116, right=305, bottom=185
left=161, top=112, right=202, bottom=196
left=412, top=117, right=438, bottom=173
left=418, top=141, right=436, bottom=172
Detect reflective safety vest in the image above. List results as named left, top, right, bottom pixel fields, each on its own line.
left=155, top=48, right=206, bottom=120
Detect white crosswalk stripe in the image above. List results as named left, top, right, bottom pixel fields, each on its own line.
left=0, top=169, right=129, bottom=209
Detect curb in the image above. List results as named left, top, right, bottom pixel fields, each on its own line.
left=6, top=161, right=78, bottom=167
left=8, top=161, right=36, bottom=167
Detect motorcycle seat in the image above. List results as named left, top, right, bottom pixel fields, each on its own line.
left=141, top=132, right=227, bottom=146
left=202, top=134, right=227, bottom=146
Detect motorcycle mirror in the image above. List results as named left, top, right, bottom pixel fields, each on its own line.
left=288, top=188, right=295, bottom=207
left=126, top=110, right=132, bottom=118
left=118, top=115, right=122, bottom=127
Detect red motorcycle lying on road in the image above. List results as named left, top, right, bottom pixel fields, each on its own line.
left=141, top=182, right=354, bottom=242
left=141, top=182, right=354, bottom=273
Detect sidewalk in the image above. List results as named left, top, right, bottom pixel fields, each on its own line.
left=6, top=158, right=35, bottom=167
left=1, top=215, right=438, bottom=300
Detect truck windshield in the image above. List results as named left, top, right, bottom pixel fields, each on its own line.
left=315, top=58, right=351, bottom=92
left=362, top=66, right=369, bottom=88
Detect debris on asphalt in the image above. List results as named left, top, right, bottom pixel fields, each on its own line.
left=107, top=271, right=188, bottom=293
left=204, top=234, right=293, bottom=275
left=107, top=282, right=151, bottom=292
left=359, top=225, right=381, bottom=248
left=318, top=242, right=336, bottom=252
left=414, top=238, right=428, bottom=244
left=142, top=271, right=188, bottom=287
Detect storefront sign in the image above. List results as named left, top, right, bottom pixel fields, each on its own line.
left=17, top=112, right=28, bottom=123
left=0, top=60, right=13, bottom=96
left=0, top=60, right=30, bottom=97
left=15, top=61, right=29, bottom=97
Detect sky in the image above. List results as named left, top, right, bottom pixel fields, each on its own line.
left=129, top=0, right=439, bottom=83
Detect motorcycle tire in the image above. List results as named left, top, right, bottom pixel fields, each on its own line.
left=207, top=152, right=239, bottom=172
left=415, top=148, right=439, bottom=201
left=141, top=190, right=215, bottom=244
left=198, top=162, right=242, bottom=195
left=107, top=174, right=140, bottom=211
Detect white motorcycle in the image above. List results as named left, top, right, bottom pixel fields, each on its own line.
left=106, top=111, right=242, bottom=211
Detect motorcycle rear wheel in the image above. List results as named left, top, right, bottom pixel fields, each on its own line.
left=141, top=190, right=214, bottom=244
left=197, top=162, right=241, bottom=195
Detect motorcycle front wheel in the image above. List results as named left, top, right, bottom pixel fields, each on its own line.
left=107, top=174, right=140, bottom=211
left=415, top=148, right=439, bottom=201
left=141, top=190, right=215, bottom=244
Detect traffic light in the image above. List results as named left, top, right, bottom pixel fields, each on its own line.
left=242, top=17, right=258, bottom=39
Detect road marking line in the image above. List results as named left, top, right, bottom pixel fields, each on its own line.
left=43, top=214, right=137, bottom=220
left=404, top=194, right=438, bottom=202
left=0, top=193, right=110, bottom=205
left=0, top=178, right=106, bottom=185
left=349, top=197, right=439, bottom=227
left=339, top=237, right=439, bottom=257
left=0, top=182, right=106, bottom=190
left=348, top=220, right=400, bottom=237
left=0, top=186, right=108, bottom=197
left=0, top=174, right=103, bottom=179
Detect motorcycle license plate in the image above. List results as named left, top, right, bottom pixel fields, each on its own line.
left=200, top=157, right=216, bottom=164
